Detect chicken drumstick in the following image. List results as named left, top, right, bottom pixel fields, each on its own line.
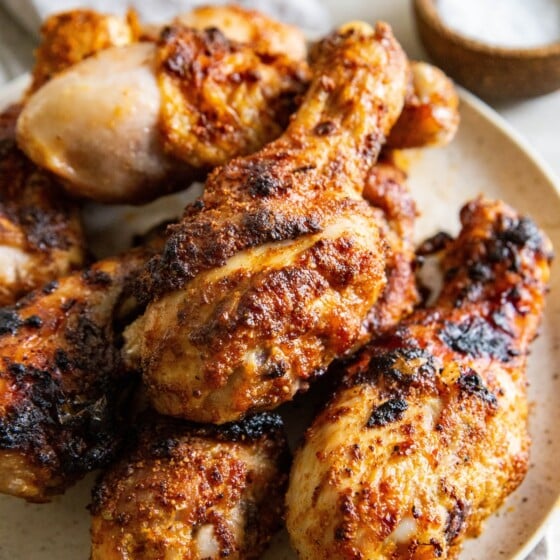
left=126, top=21, right=409, bottom=423
left=286, top=198, right=552, bottom=559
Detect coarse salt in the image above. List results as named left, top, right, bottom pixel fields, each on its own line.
left=437, top=0, right=560, bottom=48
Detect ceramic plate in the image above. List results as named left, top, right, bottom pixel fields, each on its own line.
left=1, top=61, right=560, bottom=560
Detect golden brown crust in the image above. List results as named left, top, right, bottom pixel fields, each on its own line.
left=90, top=413, right=289, bottom=559
left=140, top=22, right=408, bottom=302
left=305, top=53, right=459, bottom=151
left=156, top=24, right=309, bottom=168
left=127, top=22, right=409, bottom=423
left=29, top=9, right=137, bottom=94
left=0, top=105, right=85, bottom=306
left=19, top=10, right=310, bottom=206
left=387, top=61, right=460, bottom=150
left=136, top=204, right=385, bottom=424
left=286, top=198, right=552, bottom=559
left=362, top=158, right=419, bottom=333
left=174, top=4, right=307, bottom=59
left=0, top=245, right=157, bottom=502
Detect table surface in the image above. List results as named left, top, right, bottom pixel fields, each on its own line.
left=0, top=0, right=559, bottom=558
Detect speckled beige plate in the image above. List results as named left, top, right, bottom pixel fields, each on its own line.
left=1, top=71, right=560, bottom=560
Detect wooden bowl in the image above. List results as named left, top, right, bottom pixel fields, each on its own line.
left=413, top=0, right=560, bottom=100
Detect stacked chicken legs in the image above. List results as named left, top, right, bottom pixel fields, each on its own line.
left=0, top=5, right=551, bottom=560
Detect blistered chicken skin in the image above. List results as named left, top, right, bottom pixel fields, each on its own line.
left=0, top=243, right=159, bottom=502
left=286, top=198, right=552, bottom=559
left=125, top=21, right=409, bottom=423
left=0, top=104, right=85, bottom=306
left=90, top=413, right=289, bottom=559
left=362, top=157, right=419, bottom=333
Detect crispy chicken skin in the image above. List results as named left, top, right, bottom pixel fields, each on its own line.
left=125, top=22, right=409, bottom=424
left=286, top=198, right=552, bottom=559
left=90, top=413, right=289, bottom=559
left=174, top=4, right=307, bottom=59
left=18, top=6, right=455, bottom=204
left=0, top=244, right=159, bottom=502
left=362, top=158, right=419, bottom=333
left=156, top=24, right=308, bottom=169
left=387, top=61, right=459, bottom=150
left=17, top=9, right=308, bottom=204
left=0, top=105, right=85, bottom=306
left=308, top=40, right=458, bottom=151
left=29, top=9, right=137, bottom=94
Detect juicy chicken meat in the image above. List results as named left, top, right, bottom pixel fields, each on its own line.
left=17, top=8, right=308, bottom=204
left=28, top=8, right=138, bottom=94
left=286, top=198, right=553, bottom=559
left=0, top=243, right=159, bottom=502
left=90, top=412, right=289, bottom=559
left=125, top=21, right=409, bottom=424
left=0, top=104, right=85, bottom=306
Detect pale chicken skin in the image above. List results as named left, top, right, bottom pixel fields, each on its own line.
left=17, top=8, right=308, bottom=204
left=0, top=243, right=160, bottom=502
left=90, top=413, right=289, bottom=559
left=286, top=198, right=552, bottom=559
left=0, top=104, right=85, bottom=306
left=18, top=41, right=194, bottom=204
left=17, top=6, right=456, bottom=204
left=125, top=21, right=409, bottom=424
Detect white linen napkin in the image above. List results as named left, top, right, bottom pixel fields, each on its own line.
left=0, top=5, right=35, bottom=83
left=528, top=539, right=548, bottom=559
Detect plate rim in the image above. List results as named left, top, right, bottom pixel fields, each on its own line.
left=457, top=85, right=560, bottom=197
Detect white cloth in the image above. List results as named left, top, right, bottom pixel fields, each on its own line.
left=0, top=5, right=35, bottom=83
